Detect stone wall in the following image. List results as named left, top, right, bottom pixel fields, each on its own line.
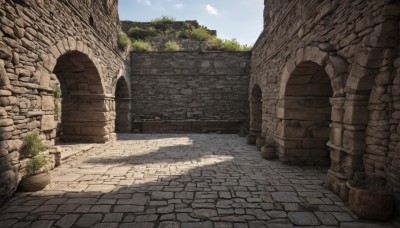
left=131, top=51, right=250, bottom=133
left=251, top=0, right=400, bottom=199
left=0, top=0, right=129, bottom=202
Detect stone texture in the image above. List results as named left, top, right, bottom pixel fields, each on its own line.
left=251, top=0, right=400, bottom=201
left=0, top=0, right=128, bottom=203
left=131, top=52, right=250, bottom=133
left=0, top=134, right=391, bottom=227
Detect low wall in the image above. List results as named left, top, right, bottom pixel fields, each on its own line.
left=131, top=51, right=251, bottom=133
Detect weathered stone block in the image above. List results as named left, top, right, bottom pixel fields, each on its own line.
left=41, top=96, right=54, bottom=111
left=41, top=115, right=56, bottom=131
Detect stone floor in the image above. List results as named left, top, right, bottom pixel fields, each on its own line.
left=0, top=134, right=397, bottom=228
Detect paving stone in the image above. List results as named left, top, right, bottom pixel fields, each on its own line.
left=157, top=205, right=174, bottom=213
left=152, top=191, right=174, bottom=199
left=89, top=205, right=111, bottom=213
left=192, top=209, right=218, bottom=218
left=113, top=205, right=145, bottom=213
left=315, top=212, right=338, bottom=225
left=0, top=134, right=393, bottom=228
left=265, top=210, right=287, bottom=218
left=331, top=212, right=354, bottom=222
left=271, top=192, right=300, bottom=203
left=176, top=213, right=200, bottom=222
left=158, top=221, right=180, bottom=228
left=181, top=221, right=213, bottom=228
left=92, top=223, right=118, bottom=228
left=103, top=213, right=123, bottom=222
left=76, top=214, right=102, bottom=227
left=55, top=214, right=80, bottom=228
left=287, top=212, right=320, bottom=226
left=120, top=222, right=154, bottom=228
left=176, top=192, right=194, bottom=199
left=215, top=222, right=234, bottom=228
left=0, top=219, right=17, bottom=228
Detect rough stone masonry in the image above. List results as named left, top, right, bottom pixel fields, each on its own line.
left=250, top=0, right=400, bottom=200
left=0, top=0, right=400, bottom=213
left=0, top=0, right=129, bottom=202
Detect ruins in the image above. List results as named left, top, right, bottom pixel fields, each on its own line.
left=0, top=0, right=399, bottom=221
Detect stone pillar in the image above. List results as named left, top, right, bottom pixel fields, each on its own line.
left=326, top=95, right=368, bottom=200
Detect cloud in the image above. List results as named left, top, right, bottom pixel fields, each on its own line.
left=205, top=4, right=219, bottom=15
left=174, top=3, right=183, bottom=9
left=137, top=0, right=151, bottom=5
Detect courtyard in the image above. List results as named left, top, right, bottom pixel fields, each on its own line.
left=0, top=134, right=396, bottom=228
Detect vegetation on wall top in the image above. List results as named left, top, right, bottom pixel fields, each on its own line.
left=120, top=16, right=252, bottom=52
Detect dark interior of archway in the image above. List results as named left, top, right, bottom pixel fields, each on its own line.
left=250, top=84, right=262, bottom=137
left=115, top=77, right=131, bottom=133
left=53, top=51, right=108, bottom=142
left=282, top=61, right=333, bottom=166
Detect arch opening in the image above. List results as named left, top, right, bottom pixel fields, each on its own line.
left=115, top=76, right=131, bottom=133
left=278, top=61, right=333, bottom=166
left=52, top=51, right=109, bottom=143
left=248, top=84, right=263, bottom=145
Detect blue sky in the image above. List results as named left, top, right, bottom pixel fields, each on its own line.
left=118, top=0, right=264, bottom=45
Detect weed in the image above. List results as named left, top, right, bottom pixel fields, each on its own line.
left=164, top=41, right=181, bottom=51
left=131, top=40, right=153, bottom=52
left=151, top=16, right=176, bottom=25
left=117, top=32, right=131, bottom=51
left=127, top=26, right=158, bottom=40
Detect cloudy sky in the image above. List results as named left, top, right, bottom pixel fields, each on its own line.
left=118, top=0, right=264, bottom=45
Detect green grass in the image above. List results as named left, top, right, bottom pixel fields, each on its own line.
left=117, top=32, right=131, bottom=51
left=151, top=16, right=176, bottom=25
left=188, top=27, right=214, bottom=41
left=127, top=27, right=158, bottom=40
left=131, top=40, right=153, bottom=52
left=164, top=41, right=181, bottom=51
left=21, top=132, right=46, bottom=158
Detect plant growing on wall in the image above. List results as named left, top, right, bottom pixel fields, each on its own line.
left=54, top=87, right=61, bottom=120
left=127, top=26, right=158, bottom=40
left=164, top=41, right=182, bottom=51
left=118, top=32, right=131, bottom=51
left=131, top=40, right=153, bottom=52
left=150, top=16, right=176, bottom=25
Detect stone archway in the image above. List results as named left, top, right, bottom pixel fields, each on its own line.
left=277, top=61, right=333, bottom=166
left=52, top=51, right=110, bottom=142
left=115, top=76, right=131, bottom=133
left=248, top=84, right=262, bottom=145
left=278, top=45, right=350, bottom=198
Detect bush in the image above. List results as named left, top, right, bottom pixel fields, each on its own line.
left=21, top=132, right=46, bottom=158
left=206, top=37, right=223, bottom=50
left=127, top=26, right=158, bottom=40
left=164, top=41, right=181, bottom=51
left=151, top=16, right=176, bottom=25
left=176, top=29, right=191, bottom=39
left=220, top=39, right=242, bottom=51
left=26, top=154, right=48, bottom=175
left=131, top=40, right=153, bottom=52
left=117, top=32, right=131, bottom=51
left=53, top=87, right=61, bottom=120
left=189, top=27, right=214, bottom=41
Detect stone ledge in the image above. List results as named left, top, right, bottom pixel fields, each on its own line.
left=132, top=120, right=243, bottom=133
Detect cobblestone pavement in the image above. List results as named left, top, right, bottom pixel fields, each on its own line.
left=0, top=134, right=397, bottom=228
